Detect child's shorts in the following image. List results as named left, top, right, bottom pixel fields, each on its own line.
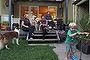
left=66, top=43, right=76, bottom=53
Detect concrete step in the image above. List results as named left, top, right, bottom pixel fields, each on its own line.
left=34, top=30, right=56, bottom=34
left=28, top=39, right=60, bottom=44
left=28, top=39, right=59, bottom=41
left=33, top=34, right=57, bottom=36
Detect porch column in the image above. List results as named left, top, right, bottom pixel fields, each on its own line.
left=89, top=1, right=90, bottom=20
left=89, top=1, right=90, bottom=15
left=65, top=0, right=68, bottom=32
left=8, top=0, right=12, bottom=30
left=65, top=0, right=68, bottom=24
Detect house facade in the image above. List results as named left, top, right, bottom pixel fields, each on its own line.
left=0, top=0, right=89, bottom=30
left=0, top=0, right=73, bottom=22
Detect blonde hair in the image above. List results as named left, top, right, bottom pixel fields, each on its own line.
left=69, top=22, right=77, bottom=29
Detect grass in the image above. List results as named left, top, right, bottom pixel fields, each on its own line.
left=0, top=40, right=58, bottom=60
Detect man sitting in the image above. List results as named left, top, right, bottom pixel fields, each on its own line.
left=37, top=15, right=49, bottom=40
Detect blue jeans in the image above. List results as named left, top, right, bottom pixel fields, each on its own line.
left=28, top=25, right=35, bottom=39
left=22, top=25, right=35, bottom=39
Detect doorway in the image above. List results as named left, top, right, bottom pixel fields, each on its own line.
left=20, top=5, right=57, bottom=20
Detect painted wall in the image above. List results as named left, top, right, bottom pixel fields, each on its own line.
left=0, top=0, right=2, bottom=15
left=68, top=0, right=73, bottom=21
left=62, top=0, right=73, bottom=24
left=0, top=0, right=8, bottom=15
left=62, top=1, right=66, bottom=23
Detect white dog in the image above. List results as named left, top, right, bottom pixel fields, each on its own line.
left=0, top=28, right=19, bottom=50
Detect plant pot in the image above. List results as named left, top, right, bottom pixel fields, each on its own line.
left=77, top=38, right=90, bottom=54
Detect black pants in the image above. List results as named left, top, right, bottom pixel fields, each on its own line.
left=48, top=21, right=55, bottom=29
left=41, top=26, right=48, bottom=39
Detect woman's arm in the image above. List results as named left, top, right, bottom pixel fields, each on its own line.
left=21, top=21, right=28, bottom=28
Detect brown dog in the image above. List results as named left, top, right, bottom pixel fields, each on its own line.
left=0, top=31, right=19, bottom=50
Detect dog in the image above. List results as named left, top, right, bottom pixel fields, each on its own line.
left=0, top=28, right=19, bottom=50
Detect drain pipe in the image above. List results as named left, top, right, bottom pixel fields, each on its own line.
left=8, top=0, right=12, bottom=30
left=65, top=0, right=68, bottom=32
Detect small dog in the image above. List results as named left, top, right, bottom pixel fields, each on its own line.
left=0, top=28, right=19, bottom=50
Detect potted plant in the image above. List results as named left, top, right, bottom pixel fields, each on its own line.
left=2, top=21, right=9, bottom=26
left=77, top=14, right=90, bottom=54
left=1, top=21, right=9, bottom=30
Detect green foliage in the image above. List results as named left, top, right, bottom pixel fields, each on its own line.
left=2, top=21, right=9, bottom=25
left=68, top=19, right=73, bottom=24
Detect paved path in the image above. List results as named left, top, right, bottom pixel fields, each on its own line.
left=29, top=43, right=90, bottom=60
left=51, top=43, right=90, bottom=60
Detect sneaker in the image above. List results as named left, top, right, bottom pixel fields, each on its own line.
left=28, top=38, right=33, bottom=41
left=30, top=38, right=33, bottom=40
left=49, top=26, right=52, bottom=29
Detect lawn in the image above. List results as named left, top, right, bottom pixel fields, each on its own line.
left=0, top=40, right=58, bottom=60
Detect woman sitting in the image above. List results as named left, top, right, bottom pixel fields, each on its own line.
left=21, top=14, right=35, bottom=40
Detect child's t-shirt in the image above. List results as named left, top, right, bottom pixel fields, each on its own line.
left=65, top=29, right=79, bottom=43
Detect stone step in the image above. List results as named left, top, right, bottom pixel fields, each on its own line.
left=19, top=30, right=59, bottom=44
